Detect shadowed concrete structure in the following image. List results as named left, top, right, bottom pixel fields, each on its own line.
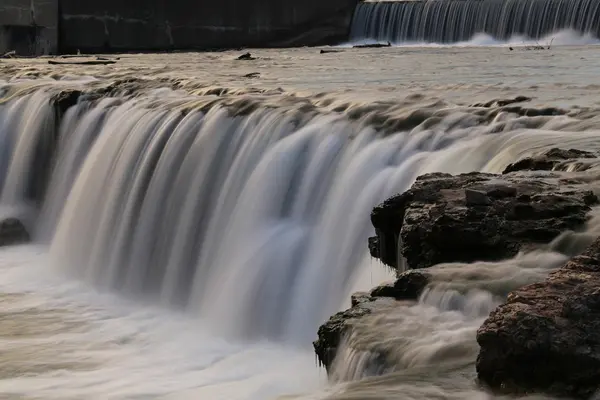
left=58, top=0, right=358, bottom=53
left=0, top=0, right=58, bottom=55
left=0, top=0, right=358, bottom=55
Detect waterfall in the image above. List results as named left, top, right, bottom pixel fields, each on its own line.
left=2, top=86, right=600, bottom=348
left=29, top=89, right=455, bottom=344
left=349, top=0, right=600, bottom=44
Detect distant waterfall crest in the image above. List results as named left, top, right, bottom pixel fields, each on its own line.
left=350, top=0, right=600, bottom=43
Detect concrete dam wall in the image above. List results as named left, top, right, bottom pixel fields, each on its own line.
left=0, top=0, right=58, bottom=55
left=0, top=0, right=358, bottom=55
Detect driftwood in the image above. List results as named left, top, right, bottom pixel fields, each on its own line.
left=48, top=60, right=117, bottom=65
left=353, top=41, right=392, bottom=49
left=60, top=55, right=120, bottom=60
left=320, top=49, right=343, bottom=54
left=509, top=38, right=554, bottom=51
left=1, top=50, right=16, bottom=59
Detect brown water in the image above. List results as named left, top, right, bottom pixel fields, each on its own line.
left=0, top=40, right=599, bottom=400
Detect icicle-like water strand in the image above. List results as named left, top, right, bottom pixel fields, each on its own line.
left=350, top=0, right=600, bottom=44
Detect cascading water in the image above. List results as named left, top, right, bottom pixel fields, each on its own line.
left=349, top=0, right=600, bottom=44
left=40, top=89, right=513, bottom=343
left=2, top=70, right=600, bottom=398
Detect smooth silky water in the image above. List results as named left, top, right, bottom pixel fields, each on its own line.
left=1, top=36, right=600, bottom=400
left=350, top=0, right=600, bottom=44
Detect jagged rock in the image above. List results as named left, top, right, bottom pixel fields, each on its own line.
left=503, top=148, right=597, bottom=174
left=476, top=236, right=600, bottom=399
left=0, top=218, right=30, bottom=246
left=370, top=170, right=598, bottom=270
left=370, top=270, right=430, bottom=299
left=314, top=269, right=429, bottom=371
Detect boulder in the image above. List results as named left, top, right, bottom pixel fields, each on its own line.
left=0, top=218, right=30, bottom=246
left=476, top=236, right=600, bottom=399
left=369, top=171, right=598, bottom=270
left=503, top=148, right=597, bottom=174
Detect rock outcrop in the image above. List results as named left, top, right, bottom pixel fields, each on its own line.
left=476, top=236, right=600, bottom=399
left=317, top=147, right=600, bottom=380
left=314, top=293, right=375, bottom=370
left=369, top=171, right=598, bottom=269
left=313, top=270, right=430, bottom=371
left=0, top=218, right=30, bottom=246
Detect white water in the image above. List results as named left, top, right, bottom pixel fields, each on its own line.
left=345, top=28, right=600, bottom=47
left=0, top=64, right=600, bottom=398
left=350, top=0, right=600, bottom=44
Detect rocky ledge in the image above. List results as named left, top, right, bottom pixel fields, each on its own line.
left=314, top=270, right=430, bottom=370
left=369, top=154, right=598, bottom=270
left=316, top=147, right=600, bottom=378
left=477, top=236, right=600, bottom=398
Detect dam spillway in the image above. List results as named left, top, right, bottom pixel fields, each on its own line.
left=349, top=0, right=600, bottom=43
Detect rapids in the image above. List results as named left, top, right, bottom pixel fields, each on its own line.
left=0, top=47, right=599, bottom=399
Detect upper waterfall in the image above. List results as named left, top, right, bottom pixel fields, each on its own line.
left=349, top=0, right=600, bottom=44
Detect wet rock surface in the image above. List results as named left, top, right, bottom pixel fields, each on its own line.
left=476, top=236, right=600, bottom=399
left=369, top=170, right=598, bottom=270
left=0, top=219, right=30, bottom=246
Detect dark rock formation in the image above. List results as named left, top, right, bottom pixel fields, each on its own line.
left=314, top=269, right=429, bottom=371
left=317, top=148, right=600, bottom=377
left=503, top=148, right=597, bottom=174
left=476, top=236, right=600, bottom=399
left=370, top=270, right=430, bottom=299
left=0, top=218, right=30, bottom=246
left=370, top=171, right=598, bottom=270
left=236, top=52, right=255, bottom=61
left=314, top=294, right=374, bottom=370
